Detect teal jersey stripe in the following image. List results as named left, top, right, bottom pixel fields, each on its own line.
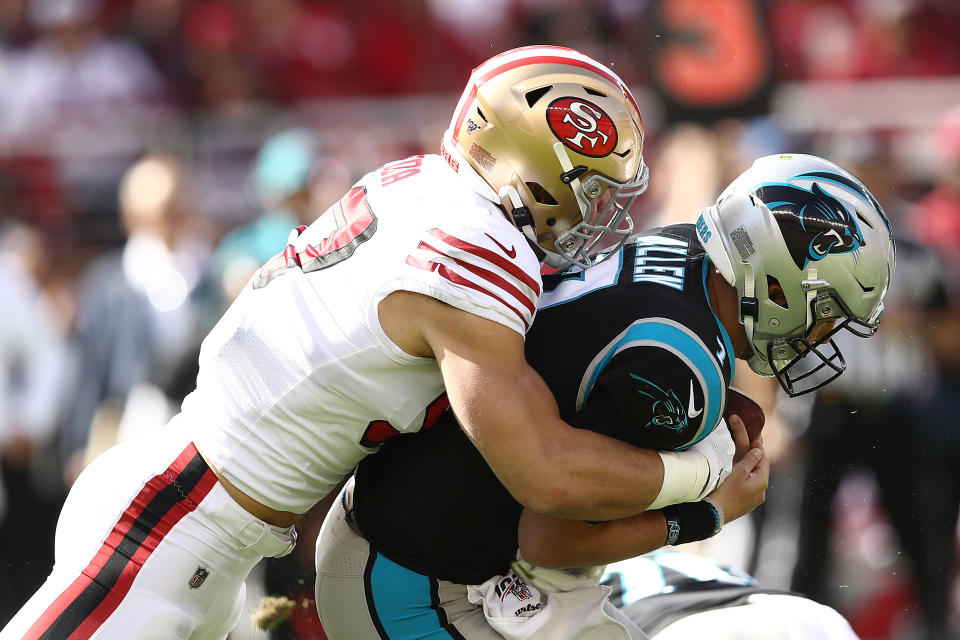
left=579, top=318, right=725, bottom=449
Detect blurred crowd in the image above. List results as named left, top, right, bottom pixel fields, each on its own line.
left=2, top=0, right=960, bottom=639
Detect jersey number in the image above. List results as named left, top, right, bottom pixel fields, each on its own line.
left=253, top=186, right=377, bottom=289
left=359, top=393, right=450, bottom=448
left=539, top=253, right=623, bottom=309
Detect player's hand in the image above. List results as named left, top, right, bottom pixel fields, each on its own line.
left=688, top=418, right=735, bottom=500
left=727, top=414, right=751, bottom=463
left=706, top=441, right=769, bottom=524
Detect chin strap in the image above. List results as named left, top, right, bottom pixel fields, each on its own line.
left=552, top=142, right=591, bottom=218
left=802, top=267, right=827, bottom=329
left=739, top=263, right=768, bottom=372
left=739, top=263, right=758, bottom=344
left=498, top=184, right=540, bottom=250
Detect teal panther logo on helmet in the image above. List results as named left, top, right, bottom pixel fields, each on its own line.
left=752, top=179, right=866, bottom=270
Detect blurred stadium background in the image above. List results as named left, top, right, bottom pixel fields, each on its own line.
left=1, top=0, right=959, bottom=638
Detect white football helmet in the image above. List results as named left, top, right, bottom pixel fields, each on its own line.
left=442, top=45, right=649, bottom=269
left=697, top=154, right=896, bottom=396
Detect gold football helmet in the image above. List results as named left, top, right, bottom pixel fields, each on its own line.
left=444, top=45, right=649, bottom=268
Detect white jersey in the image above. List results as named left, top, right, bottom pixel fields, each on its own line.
left=183, top=153, right=542, bottom=513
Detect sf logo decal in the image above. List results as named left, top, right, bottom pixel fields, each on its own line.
left=547, top=97, right=618, bottom=157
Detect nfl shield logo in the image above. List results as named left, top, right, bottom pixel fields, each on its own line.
left=189, top=567, right=210, bottom=589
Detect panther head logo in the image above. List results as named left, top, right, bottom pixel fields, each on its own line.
left=752, top=179, right=866, bottom=270
left=629, top=374, right=689, bottom=450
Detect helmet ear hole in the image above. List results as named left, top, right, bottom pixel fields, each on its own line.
left=855, top=209, right=875, bottom=229
left=526, top=182, right=558, bottom=206
left=768, top=275, right=788, bottom=309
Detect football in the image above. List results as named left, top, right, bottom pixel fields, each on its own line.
left=723, top=387, right=765, bottom=442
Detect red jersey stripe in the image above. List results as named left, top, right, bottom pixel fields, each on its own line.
left=405, top=255, right=529, bottom=330
left=418, top=240, right=536, bottom=316
left=425, top=229, right=541, bottom=296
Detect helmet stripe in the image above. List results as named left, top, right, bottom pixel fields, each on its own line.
left=451, top=48, right=642, bottom=144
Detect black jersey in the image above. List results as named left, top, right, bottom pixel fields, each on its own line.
left=352, top=224, right=736, bottom=585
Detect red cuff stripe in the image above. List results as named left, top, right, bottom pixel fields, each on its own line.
left=418, top=240, right=536, bottom=316
left=405, top=255, right=529, bottom=330
left=425, top=229, right=541, bottom=296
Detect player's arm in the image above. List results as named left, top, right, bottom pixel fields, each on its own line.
left=513, top=347, right=766, bottom=568
left=380, top=289, right=669, bottom=521
left=517, top=416, right=768, bottom=568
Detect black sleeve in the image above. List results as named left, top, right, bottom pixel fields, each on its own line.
left=569, top=346, right=711, bottom=451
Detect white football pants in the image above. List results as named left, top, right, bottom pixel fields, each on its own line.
left=315, top=479, right=647, bottom=640
left=0, top=420, right=296, bottom=640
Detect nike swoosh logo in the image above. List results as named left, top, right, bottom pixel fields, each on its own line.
left=687, top=380, right=702, bottom=418
left=485, top=233, right=517, bottom=258
left=715, top=336, right=726, bottom=363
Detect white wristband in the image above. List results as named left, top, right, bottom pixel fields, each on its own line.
left=647, top=450, right=709, bottom=510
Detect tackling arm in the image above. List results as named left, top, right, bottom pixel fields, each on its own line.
left=379, top=290, right=665, bottom=521
left=517, top=423, right=768, bottom=568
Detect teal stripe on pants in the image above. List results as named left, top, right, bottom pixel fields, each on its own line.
left=368, top=551, right=460, bottom=640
